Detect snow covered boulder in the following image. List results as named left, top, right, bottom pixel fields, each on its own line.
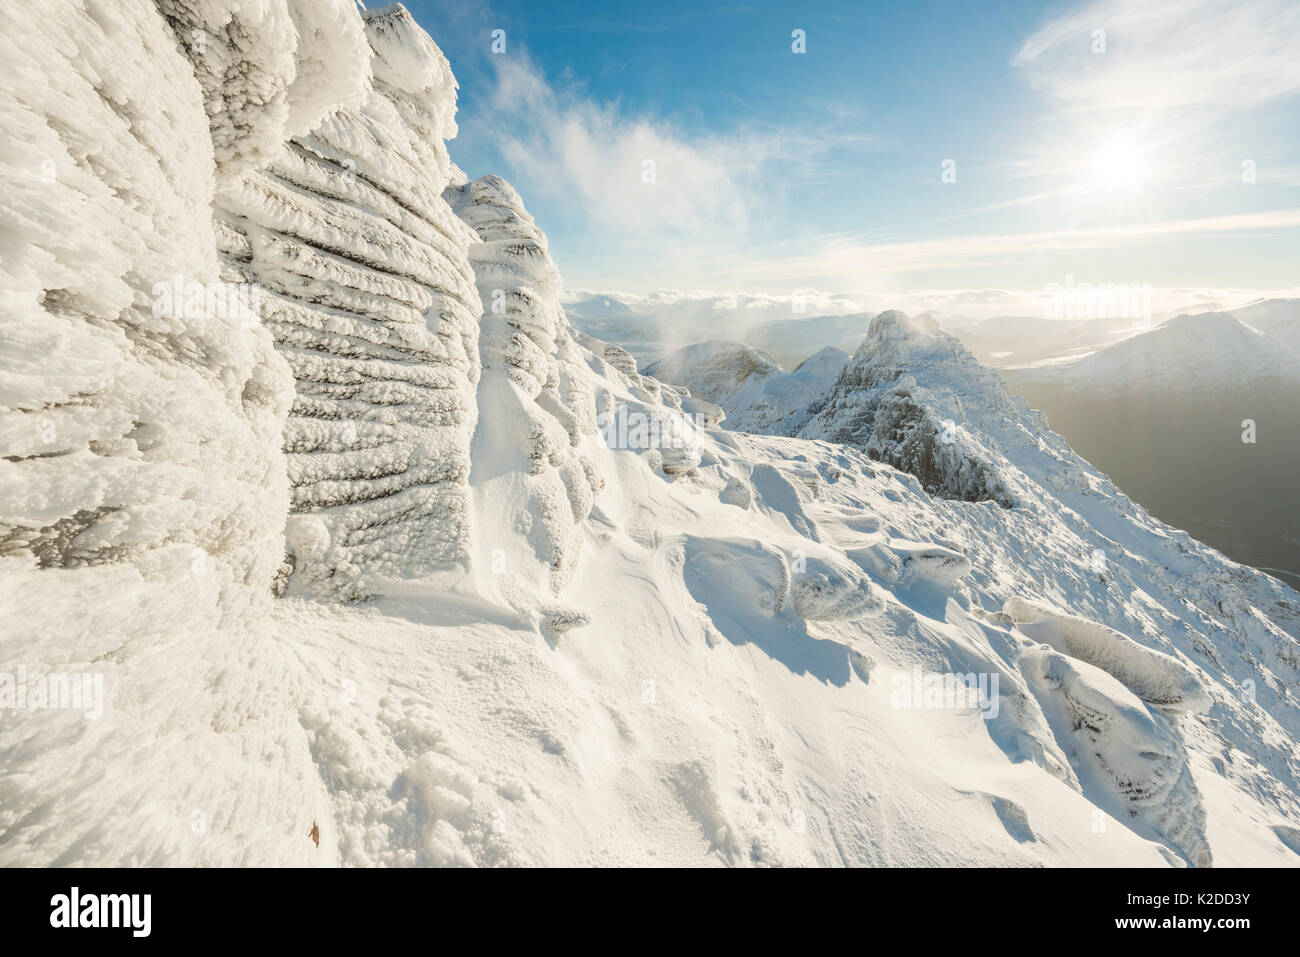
left=1022, top=646, right=1212, bottom=867
left=893, top=541, right=973, bottom=586
left=1005, top=598, right=1209, bottom=713
left=791, top=552, right=887, bottom=622
left=680, top=536, right=793, bottom=640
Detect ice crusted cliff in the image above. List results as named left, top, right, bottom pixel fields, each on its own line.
left=197, top=2, right=484, bottom=596
left=1, top=0, right=293, bottom=638
left=796, top=311, right=1016, bottom=506
left=1, top=1, right=1298, bottom=868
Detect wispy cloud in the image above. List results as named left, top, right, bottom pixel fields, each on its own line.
left=488, top=53, right=760, bottom=242
left=642, top=209, right=1300, bottom=288
left=1013, top=0, right=1300, bottom=113
left=476, top=51, right=880, bottom=261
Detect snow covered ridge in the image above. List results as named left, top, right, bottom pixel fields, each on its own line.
left=652, top=313, right=1018, bottom=506
left=645, top=341, right=848, bottom=436
left=1013, top=310, right=1300, bottom=393
left=2, top=2, right=1299, bottom=867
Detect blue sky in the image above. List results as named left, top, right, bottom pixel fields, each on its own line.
left=406, top=0, right=1299, bottom=300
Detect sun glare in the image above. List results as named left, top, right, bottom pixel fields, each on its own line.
left=1091, top=141, right=1146, bottom=188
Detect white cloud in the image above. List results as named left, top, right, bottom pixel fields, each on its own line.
left=1014, top=0, right=1300, bottom=112
left=479, top=54, right=878, bottom=264
left=487, top=55, right=763, bottom=244
left=667, top=208, right=1300, bottom=285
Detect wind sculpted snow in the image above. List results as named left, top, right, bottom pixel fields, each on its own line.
left=0, top=1, right=1297, bottom=868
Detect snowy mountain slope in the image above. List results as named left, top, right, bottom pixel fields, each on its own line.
left=645, top=340, right=783, bottom=402
left=270, top=406, right=1300, bottom=866
left=645, top=341, right=849, bottom=435
left=1003, top=311, right=1300, bottom=585
left=631, top=305, right=1300, bottom=864
left=1013, top=312, right=1299, bottom=393
left=1, top=1, right=1298, bottom=869
left=1227, top=298, right=1300, bottom=355
left=944, top=314, right=1143, bottom=369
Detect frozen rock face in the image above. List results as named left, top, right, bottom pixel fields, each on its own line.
left=215, top=4, right=483, bottom=595
left=0, top=0, right=323, bottom=866
left=0, top=0, right=293, bottom=637
left=155, top=0, right=370, bottom=188
left=446, top=175, right=604, bottom=616
left=800, top=312, right=1015, bottom=506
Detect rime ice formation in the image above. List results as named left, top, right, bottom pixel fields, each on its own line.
left=1, top=0, right=292, bottom=637
left=444, top=173, right=604, bottom=620
left=1, top=1, right=1298, bottom=868
left=213, top=4, right=483, bottom=595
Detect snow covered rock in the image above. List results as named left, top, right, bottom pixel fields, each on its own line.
left=446, top=174, right=604, bottom=607
left=0, top=0, right=293, bottom=637
left=1005, top=597, right=1209, bottom=712
left=215, top=3, right=484, bottom=594
left=155, top=0, right=370, bottom=188
left=798, top=312, right=1016, bottom=506
left=1022, top=645, right=1212, bottom=867
left=791, top=552, right=887, bottom=622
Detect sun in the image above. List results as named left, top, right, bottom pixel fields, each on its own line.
left=1091, top=140, right=1146, bottom=188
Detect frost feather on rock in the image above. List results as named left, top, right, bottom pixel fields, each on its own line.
left=0, top=0, right=292, bottom=636
left=215, top=4, right=483, bottom=594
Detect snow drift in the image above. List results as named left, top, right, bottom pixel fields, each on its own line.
left=1, top=1, right=1298, bottom=870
